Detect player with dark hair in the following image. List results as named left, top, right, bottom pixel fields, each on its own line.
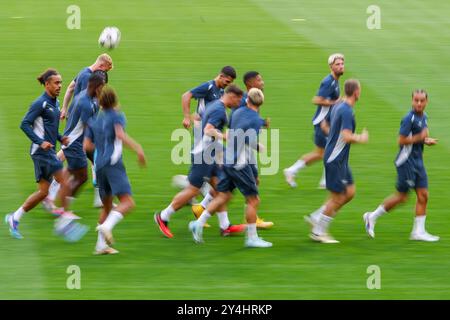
left=84, top=86, right=146, bottom=254
left=4, top=69, right=77, bottom=239
left=363, top=89, right=439, bottom=242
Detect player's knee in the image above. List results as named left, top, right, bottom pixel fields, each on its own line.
left=398, top=193, right=409, bottom=204
left=418, top=190, right=428, bottom=203
left=246, top=196, right=260, bottom=208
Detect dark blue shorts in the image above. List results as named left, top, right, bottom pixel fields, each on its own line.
left=314, top=124, right=328, bottom=149
left=187, top=154, right=219, bottom=189
left=32, top=155, right=63, bottom=183
left=63, top=146, right=87, bottom=171
left=96, top=162, right=132, bottom=199
left=396, top=163, right=428, bottom=193
left=217, top=165, right=258, bottom=197
left=325, top=161, right=354, bottom=193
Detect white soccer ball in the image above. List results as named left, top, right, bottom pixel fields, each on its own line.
left=171, top=175, right=189, bottom=189
left=98, top=26, right=121, bottom=49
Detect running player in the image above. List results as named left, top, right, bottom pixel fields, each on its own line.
left=84, top=86, right=146, bottom=255
left=284, top=53, right=344, bottom=188
left=308, top=79, right=368, bottom=243
left=4, top=69, right=86, bottom=240
left=190, top=88, right=271, bottom=247
left=363, top=89, right=439, bottom=242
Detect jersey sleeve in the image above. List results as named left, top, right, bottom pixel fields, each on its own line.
left=206, top=108, right=226, bottom=128
left=316, top=78, right=333, bottom=99
left=399, top=114, right=413, bottom=136
left=190, top=81, right=211, bottom=99
left=341, top=108, right=354, bottom=131
left=20, top=101, right=45, bottom=145
left=114, top=112, right=127, bottom=129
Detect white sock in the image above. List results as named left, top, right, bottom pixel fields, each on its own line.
left=197, top=211, right=212, bottom=226
left=13, top=207, right=26, bottom=222
left=200, top=193, right=214, bottom=209
left=95, top=227, right=108, bottom=251
left=160, top=204, right=176, bottom=221
left=313, top=213, right=333, bottom=235
left=102, top=210, right=123, bottom=231
left=246, top=223, right=258, bottom=240
left=371, top=205, right=386, bottom=220
left=287, top=159, right=306, bottom=175
left=217, top=211, right=230, bottom=230
left=48, top=179, right=60, bottom=201
left=413, top=215, right=426, bottom=234
left=311, top=205, right=326, bottom=222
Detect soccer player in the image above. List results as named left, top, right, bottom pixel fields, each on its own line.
left=4, top=69, right=76, bottom=239
left=363, top=89, right=439, bottom=242
left=52, top=73, right=106, bottom=215
left=308, top=79, right=368, bottom=243
left=155, top=85, right=246, bottom=238
left=284, top=53, right=344, bottom=188
left=84, top=86, right=146, bottom=255
left=181, top=66, right=236, bottom=129
left=192, top=71, right=274, bottom=229
left=189, top=88, right=271, bottom=247
left=45, top=54, right=113, bottom=209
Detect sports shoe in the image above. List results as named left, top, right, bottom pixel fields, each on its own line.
left=256, top=217, right=274, bottom=229
left=96, top=224, right=114, bottom=245
left=93, top=188, right=103, bottom=208
left=42, top=197, right=57, bottom=212
left=154, top=212, right=173, bottom=238
left=54, top=217, right=88, bottom=242
left=363, top=212, right=375, bottom=238
left=93, top=247, right=119, bottom=255
left=245, top=237, right=272, bottom=248
left=189, top=220, right=203, bottom=243
left=410, top=231, right=440, bottom=242
left=4, top=214, right=23, bottom=239
left=191, top=204, right=210, bottom=228
left=283, top=169, right=297, bottom=188
left=309, top=233, right=340, bottom=244
left=220, top=224, right=246, bottom=236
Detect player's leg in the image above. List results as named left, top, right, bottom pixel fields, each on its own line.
left=252, top=164, right=274, bottom=229
left=243, top=195, right=271, bottom=248
left=284, top=125, right=326, bottom=188
left=410, top=187, right=439, bottom=241
left=190, top=191, right=232, bottom=243
left=363, top=192, right=408, bottom=238
left=5, top=178, right=51, bottom=239
left=96, top=163, right=133, bottom=248
left=43, top=150, right=65, bottom=210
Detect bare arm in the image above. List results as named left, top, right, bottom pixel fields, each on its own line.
left=83, top=136, right=95, bottom=153
left=115, top=124, right=146, bottom=166
left=181, top=91, right=193, bottom=129
left=61, top=80, right=76, bottom=120
left=341, top=128, right=369, bottom=144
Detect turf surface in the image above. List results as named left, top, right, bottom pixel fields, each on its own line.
left=1, top=0, right=449, bottom=299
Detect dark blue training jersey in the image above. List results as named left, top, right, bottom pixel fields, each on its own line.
left=20, top=92, right=61, bottom=158
left=85, top=109, right=126, bottom=170
left=225, top=106, right=262, bottom=169
left=312, top=74, right=340, bottom=125
left=190, top=80, right=223, bottom=118
left=73, top=67, right=93, bottom=97
left=324, top=101, right=355, bottom=164
left=62, top=89, right=99, bottom=152
left=395, top=110, right=428, bottom=167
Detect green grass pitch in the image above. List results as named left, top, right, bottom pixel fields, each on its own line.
left=1, top=0, right=450, bottom=299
